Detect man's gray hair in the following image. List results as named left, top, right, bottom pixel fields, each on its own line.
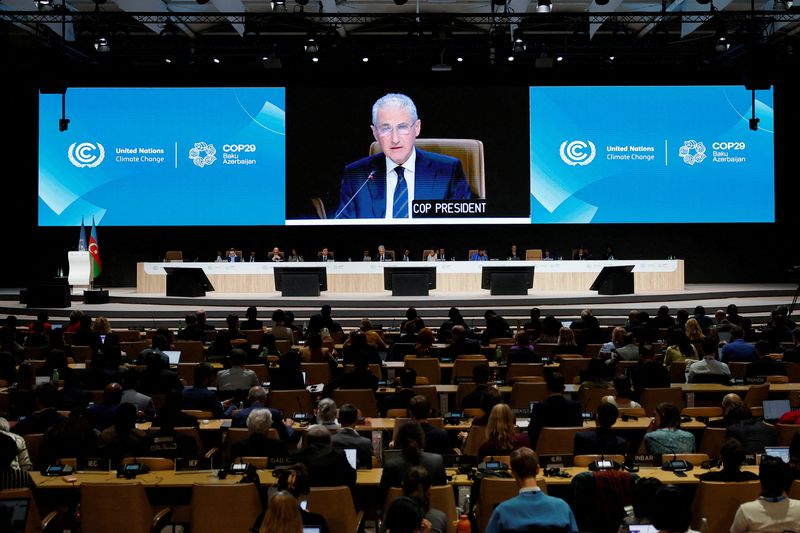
left=372, top=93, right=418, bottom=126
left=248, top=386, right=268, bottom=403
left=317, top=398, right=337, bottom=424
left=247, top=408, right=273, bottom=435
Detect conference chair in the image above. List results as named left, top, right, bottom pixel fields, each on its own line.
left=743, top=382, right=770, bottom=409
left=477, top=477, right=543, bottom=533
left=0, top=488, right=58, bottom=533
left=776, top=423, right=800, bottom=446
left=307, top=486, right=363, bottom=533
left=468, top=249, right=479, bottom=260
left=244, top=364, right=269, bottom=383
left=268, top=389, right=313, bottom=416
left=505, top=363, right=546, bottom=382
left=70, top=345, right=93, bottom=362
left=790, top=479, right=800, bottom=499
left=452, top=358, right=489, bottom=384
left=573, top=454, right=625, bottom=467
left=275, top=339, right=293, bottom=354
left=536, top=343, right=557, bottom=357
left=728, top=362, right=750, bottom=381
left=112, top=329, right=142, bottom=342
left=525, top=249, right=543, bottom=260
left=333, top=389, right=380, bottom=418
left=577, top=387, right=614, bottom=414
left=404, top=356, right=442, bottom=385
left=617, top=407, right=646, bottom=418
left=370, top=138, right=486, bottom=198
left=455, top=383, right=477, bottom=411
left=236, top=456, right=269, bottom=468
left=461, top=425, right=488, bottom=456
left=583, top=344, right=603, bottom=358
left=386, top=409, right=407, bottom=418
left=343, top=363, right=383, bottom=382
left=173, top=426, right=218, bottom=459
left=640, top=387, right=683, bottom=417
left=785, top=362, right=800, bottom=383
left=267, top=251, right=285, bottom=261
left=384, top=485, right=459, bottom=533
left=174, top=340, right=204, bottom=363
left=766, top=375, right=789, bottom=383
left=510, top=382, right=549, bottom=410
left=302, top=362, right=332, bottom=385
left=23, top=346, right=46, bottom=359
left=697, top=427, right=726, bottom=460
left=191, top=483, right=261, bottom=533
left=535, top=427, right=583, bottom=455
left=80, top=482, right=172, bottom=533
left=387, top=342, right=416, bottom=362
left=669, top=361, right=688, bottom=383
left=413, top=384, right=441, bottom=416
left=22, top=433, right=43, bottom=469
left=176, top=364, right=197, bottom=386
left=558, top=358, right=591, bottom=384
left=316, top=251, right=335, bottom=260
left=463, top=408, right=485, bottom=418
left=240, top=329, right=263, bottom=345
left=690, top=480, right=761, bottom=533
left=120, top=340, right=150, bottom=362
left=614, top=360, right=638, bottom=378
left=681, top=406, right=723, bottom=418
left=165, top=250, right=183, bottom=262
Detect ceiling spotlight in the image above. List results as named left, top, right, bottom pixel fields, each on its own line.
left=716, top=34, right=729, bottom=52
left=311, top=56, right=319, bottom=63
left=36, top=0, right=54, bottom=10
left=696, top=0, right=711, bottom=4
left=507, top=55, right=515, bottom=62
left=271, top=0, right=287, bottom=11
left=362, top=56, right=369, bottom=62
left=537, top=0, right=552, bottom=13
left=456, top=56, right=463, bottom=62
left=213, top=57, right=220, bottom=64
left=556, top=55, right=564, bottom=62
left=165, top=57, right=172, bottom=64
left=512, top=38, right=526, bottom=54
left=304, top=37, right=318, bottom=54
left=93, top=37, right=110, bottom=52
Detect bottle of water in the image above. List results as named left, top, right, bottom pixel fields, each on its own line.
left=52, top=368, right=59, bottom=384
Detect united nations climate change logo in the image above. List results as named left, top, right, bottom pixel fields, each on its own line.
left=189, top=142, right=217, bottom=168
left=67, top=142, right=105, bottom=168
left=559, top=140, right=596, bottom=166
left=679, top=140, right=706, bottom=166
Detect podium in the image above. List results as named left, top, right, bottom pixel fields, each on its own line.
left=481, top=266, right=535, bottom=295
left=274, top=267, right=327, bottom=297
left=589, top=265, right=635, bottom=295
left=383, top=267, right=436, bottom=296
left=68, top=251, right=91, bottom=293
left=164, top=267, right=214, bottom=297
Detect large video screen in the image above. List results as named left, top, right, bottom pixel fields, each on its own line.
left=38, top=88, right=286, bottom=226
left=529, top=85, right=775, bottom=223
left=38, top=85, right=774, bottom=227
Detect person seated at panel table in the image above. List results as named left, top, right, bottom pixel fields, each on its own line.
left=400, top=249, right=411, bottom=262
left=506, top=332, right=541, bottom=365
left=214, top=250, right=225, bottom=262
left=425, top=249, right=437, bottom=262
left=335, top=93, right=473, bottom=220
left=730, top=455, right=800, bottom=533
left=697, top=437, right=759, bottom=482
left=226, top=248, right=240, bottom=262
left=287, top=248, right=304, bottom=262
left=292, top=424, right=357, bottom=491
left=643, top=402, right=695, bottom=454
left=573, top=402, right=627, bottom=457
left=414, top=328, right=436, bottom=357
left=379, top=421, right=447, bottom=500
left=542, top=248, right=555, bottom=260
left=436, top=247, right=447, bottom=261
left=601, top=244, right=616, bottom=260
left=628, top=344, right=671, bottom=402
left=247, top=251, right=258, bottom=262
left=317, top=247, right=334, bottom=262
left=268, top=247, right=284, bottom=262
left=97, top=403, right=149, bottom=468
left=552, top=327, right=581, bottom=357
left=362, top=250, right=372, bottom=261
left=331, top=403, right=374, bottom=469
left=507, top=244, right=521, bottom=260
left=269, top=350, right=306, bottom=391
left=470, top=249, right=489, bottom=261
left=478, top=403, right=529, bottom=461
left=375, top=244, right=392, bottom=262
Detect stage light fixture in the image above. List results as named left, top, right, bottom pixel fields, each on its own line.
left=272, top=0, right=287, bottom=10
left=304, top=37, right=318, bottom=54
left=716, top=35, right=729, bottom=52
left=213, top=57, right=220, bottom=64
left=362, top=56, right=369, bottom=62
left=296, top=0, right=310, bottom=5
left=537, top=0, right=552, bottom=13
left=196, top=0, right=210, bottom=4
left=94, top=37, right=110, bottom=52
left=512, top=38, right=526, bottom=54
left=556, top=55, right=564, bottom=62
left=696, top=0, right=711, bottom=4
left=507, top=55, right=515, bottom=62
left=311, top=56, right=319, bottom=63
left=492, top=0, right=507, bottom=5
left=456, top=56, right=464, bottom=62
left=595, top=0, right=609, bottom=5
left=165, top=57, right=172, bottom=64
left=59, top=118, right=70, bottom=132
left=394, top=0, right=409, bottom=4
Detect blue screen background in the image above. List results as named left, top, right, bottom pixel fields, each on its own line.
left=39, top=87, right=286, bottom=226
left=529, top=86, right=775, bottom=223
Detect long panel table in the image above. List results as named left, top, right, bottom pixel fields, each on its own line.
left=137, top=259, right=684, bottom=294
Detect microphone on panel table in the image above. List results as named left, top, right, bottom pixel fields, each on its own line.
left=333, top=170, right=376, bottom=219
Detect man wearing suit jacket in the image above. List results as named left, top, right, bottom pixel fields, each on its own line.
left=573, top=402, right=627, bottom=456
left=292, top=425, right=357, bottom=492
left=226, top=249, right=240, bottom=262
left=336, top=93, right=474, bottom=219
left=527, top=372, right=583, bottom=448
left=331, top=404, right=373, bottom=469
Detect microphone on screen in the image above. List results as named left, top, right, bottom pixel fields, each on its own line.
left=334, top=170, right=376, bottom=219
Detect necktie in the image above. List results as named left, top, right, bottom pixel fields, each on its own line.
left=393, top=166, right=408, bottom=218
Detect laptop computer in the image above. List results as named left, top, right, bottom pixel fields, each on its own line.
left=0, top=498, right=30, bottom=533
left=164, top=350, right=182, bottom=365
left=382, top=449, right=402, bottom=466
left=763, top=446, right=791, bottom=463
left=763, top=399, right=791, bottom=422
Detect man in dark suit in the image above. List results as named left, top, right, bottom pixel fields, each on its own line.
left=628, top=344, right=671, bottom=402
left=527, top=372, right=583, bottom=448
left=781, top=328, right=800, bottom=363
left=335, top=93, right=473, bottom=219
left=573, top=402, right=627, bottom=456
left=293, top=425, right=356, bottom=491
left=230, top=408, right=290, bottom=463
left=322, top=351, right=379, bottom=398
left=181, top=363, right=226, bottom=418
left=331, top=404, right=373, bottom=469
left=226, top=249, right=240, bottom=262
left=445, top=325, right=481, bottom=359
left=746, top=341, right=786, bottom=379
left=725, top=405, right=778, bottom=453
left=409, top=395, right=450, bottom=456
left=380, top=368, right=417, bottom=416
left=460, top=365, right=493, bottom=410
left=375, top=245, right=392, bottom=262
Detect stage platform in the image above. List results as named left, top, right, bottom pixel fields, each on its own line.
left=0, top=284, right=796, bottom=330
left=137, top=259, right=685, bottom=294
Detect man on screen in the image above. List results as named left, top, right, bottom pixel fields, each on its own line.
left=335, top=93, right=474, bottom=219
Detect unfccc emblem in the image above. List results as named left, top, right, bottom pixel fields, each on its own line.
left=67, top=142, right=105, bottom=168
left=559, top=140, right=596, bottom=166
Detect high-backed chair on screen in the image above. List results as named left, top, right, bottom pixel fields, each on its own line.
left=525, top=249, right=543, bottom=260
left=369, top=138, right=485, bottom=198
left=165, top=251, right=183, bottom=262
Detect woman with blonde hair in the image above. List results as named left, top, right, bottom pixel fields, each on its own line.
left=260, top=491, right=303, bottom=533
left=552, top=327, right=580, bottom=356
left=477, top=403, right=528, bottom=460
left=684, top=318, right=705, bottom=342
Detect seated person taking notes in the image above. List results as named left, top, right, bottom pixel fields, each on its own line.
left=336, top=93, right=474, bottom=219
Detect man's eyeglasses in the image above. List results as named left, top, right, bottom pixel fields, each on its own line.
left=375, top=123, right=415, bottom=137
